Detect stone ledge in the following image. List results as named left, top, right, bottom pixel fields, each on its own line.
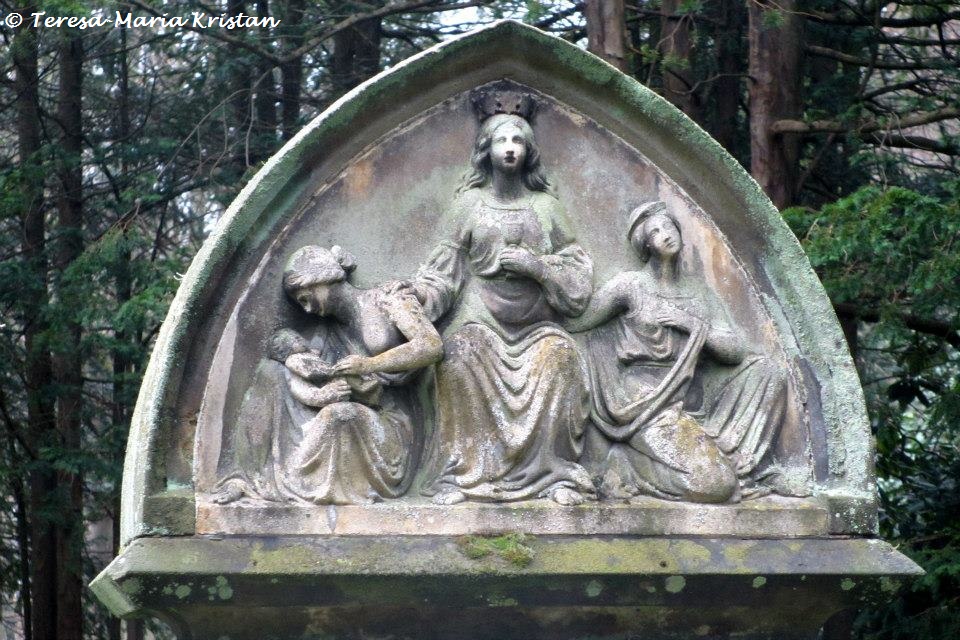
left=97, top=535, right=923, bottom=580
left=196, top=495, right=832, bottom=537
left=91, top=536, right=922, bottom=639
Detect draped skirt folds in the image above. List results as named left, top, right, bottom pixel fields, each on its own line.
left=423, top=322, right=595, bottom=501
left=591, top=355, right=790, bottom=502
left=285, top=401, right=415, bottom=505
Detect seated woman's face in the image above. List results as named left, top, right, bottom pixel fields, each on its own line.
left=634, top=213, right=681, bottom=260
left=293, top=282, right=334, bottom=316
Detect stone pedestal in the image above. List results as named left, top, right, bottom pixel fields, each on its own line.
left=92, top=536, right=920, bottom=640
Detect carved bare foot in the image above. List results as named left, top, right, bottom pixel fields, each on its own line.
left=432, top=489, right=467, bottom=505
left=212, top=483, right=244, bottom=505
left=550, top=487, right=584, bottom=506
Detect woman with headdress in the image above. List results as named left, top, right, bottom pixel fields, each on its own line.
left=568, top=201, right=792, bottom=502
left=216, top=245, right=443, bottom=505
left=414, top=86, right=595, bottom=506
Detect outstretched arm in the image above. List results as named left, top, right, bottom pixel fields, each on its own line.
left=410, top=204, right=470, bottom=323
left=656, top=302, right=746, bottom=365
left=564, top=273, right=635, bottom=333
left=704, top=326, right=747, bottom=365
left=333, top=291, right=443, bottom=376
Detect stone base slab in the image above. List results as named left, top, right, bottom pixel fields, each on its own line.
left=91, top=535, right=922, bottom=639
left=196, top=495, right=831, bottom=537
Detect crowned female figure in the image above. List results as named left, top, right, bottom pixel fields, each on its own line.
left=414, top=86, right=595, bottom=506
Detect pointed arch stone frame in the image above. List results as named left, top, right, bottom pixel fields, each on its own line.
left=92, top=21, right=919, bottom=639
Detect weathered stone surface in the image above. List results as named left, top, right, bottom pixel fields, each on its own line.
left=196, top=495, right=830, bottom=537
left=119, top=19, right=875, bottom=544
left=91, top=536, right=921, bottom=639
left=92, top=19, right=922, bottom=640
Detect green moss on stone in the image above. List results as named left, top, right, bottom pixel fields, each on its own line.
left=664, top=576, right=686, bottom=593
left=119, top=577, right=141, bottom=596
left=585, top=580, right=603, bottom=597
left=456, top=533, right=535, bottom=568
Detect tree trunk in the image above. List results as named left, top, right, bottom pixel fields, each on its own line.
left=584, top=0, right=628, bottom=72
left=228, top=0, right=252, bottom=170
left=748, top=0, right=803, bottom=209
left=705, top=0, right=744, bottom=154
left=331, top=15, right=382, bottom=98
left=659, top=0, right=702, bottom=122
left=109, top=23, right=133, bottom=640
left=280, top=0, right=306, bottom=140
left=252, top=0, right=278, bottom=163
left=8, top=439, right=33, bottom=640
left=53, top=28, right=85, bottom=640
left=13, top=5, right=57, bottom=638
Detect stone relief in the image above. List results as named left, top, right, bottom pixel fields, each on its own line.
left=210, top=84, right=801, bottom=508
left=571, top=202, right=793, bottom=503
left=213, top=245, right=442, bottom=505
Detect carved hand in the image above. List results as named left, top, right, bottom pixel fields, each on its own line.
left=499, top=246, right=545, bottom=279
left=656, top=304, right=702, bottom=333
left=384, top=279, right=415, bottom=296
left=333, top=354, right=373, bottom=376
left=285, top=352, right=333, bottom=381
left=317, top=379, right=352, bottom=405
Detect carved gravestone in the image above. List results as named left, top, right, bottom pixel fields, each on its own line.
left=91, top=21, right=921, bottom=640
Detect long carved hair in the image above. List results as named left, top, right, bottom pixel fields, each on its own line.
left=458, top=114, right=550, bottom=194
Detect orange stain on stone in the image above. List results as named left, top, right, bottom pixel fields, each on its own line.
left=344, top=157, right=375, bottom=200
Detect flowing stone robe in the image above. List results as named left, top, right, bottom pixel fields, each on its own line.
left=213, top=348, right=316, bottom=502
left=416, top=189, right=596, bottom=501
left=584, top=272, right=790, bottom=502
left=214, top=288, right=423, bottom=505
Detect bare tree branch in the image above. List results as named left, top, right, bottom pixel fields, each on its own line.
left=126, top=0, right=284, bottom=64
left=867, top=132, right=960, bottom=156
left=834, top=302, right=960, bottom=349
left=808, top=8, right=960, bottom=28
left=772, top=107, right=960, bottom=134
left=281, top=1, right=486, bottom=64
left=805, top=45, right=951, bottom=70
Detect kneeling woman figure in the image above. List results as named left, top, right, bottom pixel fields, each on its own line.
left=570, top=202, right=791, bottom=503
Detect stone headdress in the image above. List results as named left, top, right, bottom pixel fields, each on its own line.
left=283, top=245, right=357, bottom=293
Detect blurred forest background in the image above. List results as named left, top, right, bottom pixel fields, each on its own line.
left=0, top=1, right=957, bottom=638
